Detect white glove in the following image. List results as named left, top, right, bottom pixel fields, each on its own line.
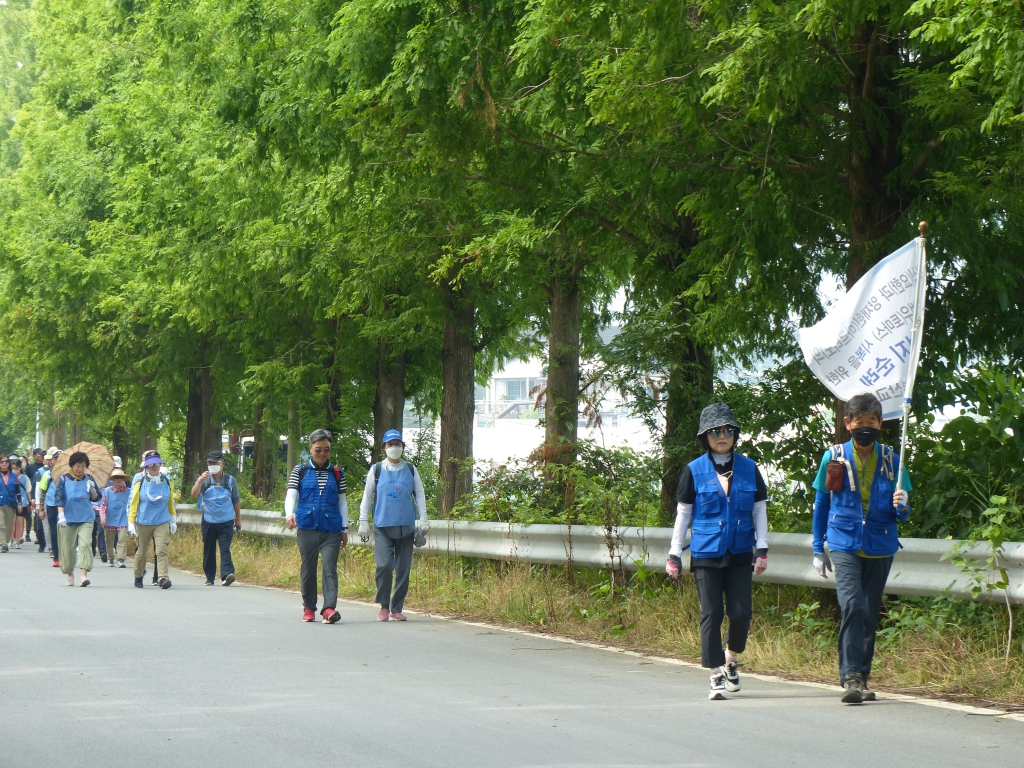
left=57, top=512, right=68, bottom=528
left=893, top=490, right=908, bottom=509
left=415, top=519, right=429, bottom=534
left=128, top=522, right=137, bottom=537
left=813, top=551, right=832, bottom=578
left=169, top=520, right=177, bottom=535
left=358, top=520, right=370, bottom=542
left=87, top=479, right=97, bottom=494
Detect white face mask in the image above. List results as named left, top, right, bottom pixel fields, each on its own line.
left=385, top=445, right=404, bottom=461
left=208, top=464, right=222, bottom=474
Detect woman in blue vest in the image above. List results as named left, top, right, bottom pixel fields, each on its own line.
left=190, top=450, right=241, bottom=586
left=665, top=403, right=769, bottom=700
left=357, top=429, right=429, bottom=622
left=128, top=452, right=178, bottom=589
left=810, top=392, right=911, bottom=704
left=99, top=468, right=132, bottom=568
left=53, top=451, right=102, bottom=587
left=0, top=453, right=20, bottom=553
left=284, top=429, right=348, bottom=624
left=35, top=448, right=62, bottom=566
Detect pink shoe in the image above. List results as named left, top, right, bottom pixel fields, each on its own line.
left=377, top=608, right=390, bottom=622
left=389, top=611, right=407, bottom=621
left=302, top=609, right=316, bottom=622
left=322, top=608, right=340, bottom=624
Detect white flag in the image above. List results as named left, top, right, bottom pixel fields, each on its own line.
left=795, top=239, right=927, bottom=420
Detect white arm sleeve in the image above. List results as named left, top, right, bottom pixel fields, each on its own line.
left=753, top=499, right=768, bottom=551
left=339, top=494, right=349, bottom=531
left=359, top=467, right=376, bottom=521
left=284, top=488, right=298, bottom=517
left=413, top=468, right=427, bottom=522
left=669, top=502, right=693, bottom=557
left=35, top=482, right=43, bottom=506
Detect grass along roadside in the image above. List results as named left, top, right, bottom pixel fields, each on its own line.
left=168, top=527, right=1024, bottom=707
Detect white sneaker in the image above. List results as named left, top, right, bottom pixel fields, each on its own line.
left=709, top=670, right=727, bottom=700
left=723, top=662, right=741, bottom=692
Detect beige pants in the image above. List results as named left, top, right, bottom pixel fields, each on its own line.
left=104, top=529, right=127, bottom=562
left=134, top=523, right=170, bottom=580
left=58, top=522, right=94, bottom=574
left=0, top=505, right=16, bottom=546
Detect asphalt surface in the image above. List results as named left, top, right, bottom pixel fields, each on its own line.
left=1, top=542, right=1022, bottom=768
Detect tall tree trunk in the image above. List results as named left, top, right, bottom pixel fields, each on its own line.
left=70, top=411, right=84, bottom=444
left=438, top=300, right=475, bottom=517
left=544, top=273, right=581, bottom=465
left=322, top=319, right=343, bottom=433
left=53, top=409, right=67, bottom=449
left=286, top=399, right=299, bottom=473
left=200, top=358, right=217, bottom=455
left=252, top=402, right=275, bottom=501
left=660, top=331, right=715, bottom=525
left=373, top=341, right=407, bottom=463
left=183, top=364, right=205, bottom=488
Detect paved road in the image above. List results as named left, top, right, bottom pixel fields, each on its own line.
left=1, top=548, right=1022, bottom=768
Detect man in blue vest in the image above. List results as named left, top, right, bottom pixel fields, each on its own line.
left=191, top=450, right=242, bottom=586
left=53, top=451, right=102, bottom=587
left=28, top=448, right=47, bottom=552
left=285, top=429, right=348, bottom=624
left=35, top=448, right=62, bottom=567
left=357, top=429, right=428, bottom=622
left=811, top=392, right=911, bottom=704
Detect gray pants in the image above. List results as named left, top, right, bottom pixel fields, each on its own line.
left=374, top=525, right=415, bottom=613
left=832, top=551, right=893, bottom=685
left=297, top=528, right=341, bottom=614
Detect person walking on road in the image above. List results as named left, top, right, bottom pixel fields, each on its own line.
left=53, top=451, right=102, bottom=587
left=811, top=392, right=911, bottom=704
left=98, top=469, right=132, bottom=568
left=0, top=453, right=22, bottom=553
left=28, top=448, right=47, bottom=552
left=10, top=456, right=33, bottom=548
left=191, top=450, right=242, bottom=586
left=128, top=452, right=177, bottom=589
left=665, top=403, right=769, bottom=700
left=358, top=430, right=428, bottom=622
left=35, top=448, right=62, bottom=567
left=284, top=429, right=348, bottom=625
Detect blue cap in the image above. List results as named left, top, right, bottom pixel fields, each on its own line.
left=382, top=429, right=403, bottom=445
left=142, top=453, right=164, bottom=468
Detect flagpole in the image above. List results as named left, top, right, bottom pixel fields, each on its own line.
left=896, top=221, right=929, bottom=495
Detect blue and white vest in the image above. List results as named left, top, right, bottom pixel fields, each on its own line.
left=688, top=453, right=758, bottom=560
left=372, top=463, right=417, bottom=527
left=103, top=486, right=131, bottom=528
left=62, top=475, right=95, bottom=524
left=135, top=474, right=172, bottom=526
left=295, top=462, right=344, bottom=532
left=825, top=441, right=904, bottom=557
left=0, top=472, right=20, bottom=508
left=200, top=476, right=236, bottom=524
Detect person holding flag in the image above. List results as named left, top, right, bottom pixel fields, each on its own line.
left=810, top=393, right=911, bottom=703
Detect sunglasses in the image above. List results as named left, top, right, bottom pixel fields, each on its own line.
left=708, top=426, right=737, bottom=438
left=311, top=447, right=331, bottom=455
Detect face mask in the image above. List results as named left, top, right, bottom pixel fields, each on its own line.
left=208, top=464, right=222, bottom=474
left=851, top=426, right=880, bottom=447
left=385, top=445, right=404, bottom=461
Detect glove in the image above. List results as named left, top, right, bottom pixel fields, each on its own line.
left=893, top=490, right=908, bottom=511
left=87, top=479, right=97, bottom=495
left=57, top=512, right=68, bottom=528
left=415, top=519, right=430, bottom=534
left=358, top=520, right=370, bottom=543
left=665, top=554, right=682, bottom=580
left=169, top=520, right=177, bottom=535
left=813, top=551, right=832, bottom=578
left=413, top=528, right=427, bottom=548
left=754, top=555, right=768, bottom=576
left=128, top=522, right=137, bottom=537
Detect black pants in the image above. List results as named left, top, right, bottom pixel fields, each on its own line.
left=374, top=525, right=415, bottom=613
left=832, top=551, right=893, bottom=685
left=296, top=529, right=341, bottom=613
left=46, top=505, right=59, bottom=561
left=202, top=520, right=235, bottom=582
left=93, top=513, right=106, bottom=557
left=694, top=562, right=753, bottom=669
left=34, top=513, right=47, bottom=551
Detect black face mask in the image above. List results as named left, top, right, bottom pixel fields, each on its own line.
left=851, top=426, right=880, bottom=447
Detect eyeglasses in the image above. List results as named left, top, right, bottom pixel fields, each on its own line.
left=311, top=447, right=331, bottom=455
left=708, top=426, right=737, bottom=438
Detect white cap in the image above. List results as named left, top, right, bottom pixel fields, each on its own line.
left=112, top=455, right=122, bottom=468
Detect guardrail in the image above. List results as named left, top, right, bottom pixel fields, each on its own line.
left=175, top=506, right=1024, bottom=604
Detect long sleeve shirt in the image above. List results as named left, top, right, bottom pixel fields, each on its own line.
left=54, top=473, right=100, bottom=508
left=358, top=460, right=427, bottom=523
left=127, top=476, right=177, bottom=524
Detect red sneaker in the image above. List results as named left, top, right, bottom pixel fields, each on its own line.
left=377, top=608, right=390, bottom=622
left=322, top=608, right=340, bottom=625
left=390, top=611, right=407, bottom=621
left=52, top=560, right=60, bottom=568
left=302, top=609, right=316, bottom=622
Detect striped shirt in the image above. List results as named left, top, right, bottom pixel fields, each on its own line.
left=287, top=461, right=347, bottom=494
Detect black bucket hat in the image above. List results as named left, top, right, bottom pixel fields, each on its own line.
left=206, top=450, right=225, bottom=462
left=697, top=402, right=740, bottom=436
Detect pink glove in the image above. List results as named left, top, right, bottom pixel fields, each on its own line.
left=754, top=556, right=768, bottom=576
left=665, top=554, right=682, bottom=580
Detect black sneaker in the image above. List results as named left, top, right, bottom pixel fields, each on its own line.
left=709, top=670, right=727, bottom=700
left=159, top=578, right=172, bottom=589
left=134, top=577, right=143, bottom=588
left=101, top=553, right=107, bottom=563
left=841, top=674, right=865, bottom=704
left=205, top=580, right=214, bottom=586
left=862, top=680, right=876, bottom=701
left=222, top=574, right=235, bottom=586
left=723, top=662, right=741, bottom=692
left=1, top=546, right=8, bottom=553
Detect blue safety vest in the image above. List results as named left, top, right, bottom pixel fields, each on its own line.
left=295, top=462, right=344, bottom=532
left=372, top=463, right=417, bottom=527
left=42, top=469, right=58, bottom=507
left=825, top=440, right=904, bottom=557
left=134, top=475, right=172, bottom=526
left=61, top=475, right=96, bottom=524
left=102, top=486, right=131, bottom=528
left=199, top=475, right=236, bottom=524
left=688, top=453, right=758, bottom=560
left=0, top=472, right=19, bottom=508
